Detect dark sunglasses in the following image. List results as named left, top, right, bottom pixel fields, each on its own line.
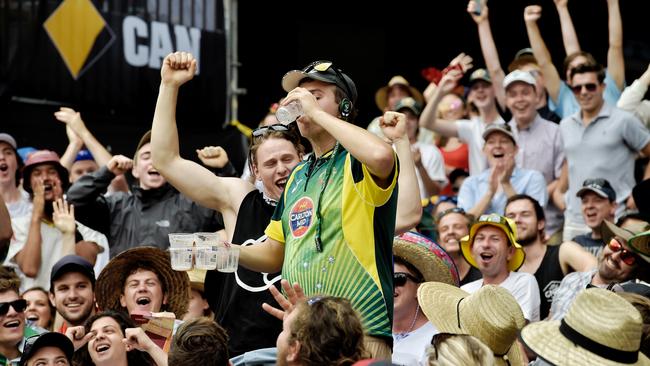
left=302, top=60, right=354, bottom=101
left=570, top=83, right=598, bottom=94
left=394, top=272, right=421, bottom=287
left=436, top=207, right=466, bottom=222
left=608, top=238, right=638, bottom=266
left=582, top=178, right=608, bottom=189
left=252, top=122, right=298, bottom=138
left=437, top=195, right=458, bottom=205
left=0, top=299, right=27, bottom=316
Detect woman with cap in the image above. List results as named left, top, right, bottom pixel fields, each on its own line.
left=149, top=52, right=303, bottom=355
left=19, top=332, right=74, bottom=366
left=392, top=232, right=460, bottom=366
left=522, top=288, right=650, bottom=366
left=417, top=283, right=527, bottom=366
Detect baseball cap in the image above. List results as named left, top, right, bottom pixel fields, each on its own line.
left=482, top=123, right=516, bottom=145
left=17, top=147, right=37, bottom=163
left=576, top=178, right=616, bottom=202
left=74, top=149, right=94, bottom=162
left=281, top=60, right=358, bottom=104
left=0, top=133, right=17, bottom=149
left=19, top=332, right=74, bottom=366
left=514, top=47, right=534, bottom=60
left=50, top=255, right=96, bottom=289
left=468, top=68, right=492, bottom=85
left=393, top=97, right=422, bottom=116
left=503, top=70, right=537, bottom=90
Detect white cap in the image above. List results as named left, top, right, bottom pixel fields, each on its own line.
left=0, top=133, right=17, bottom=149
left=503, top=70, right=536, bottom=90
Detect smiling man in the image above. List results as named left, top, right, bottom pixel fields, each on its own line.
left=66, top=132, right=224, bottom=257
left=460, top=213, right=541, bottom=322
left=457, top=123, right=547, bottom=218
left=49, top=255, right=97, bottom=333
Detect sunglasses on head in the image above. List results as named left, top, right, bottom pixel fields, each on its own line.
left=252, top=122, right=298, bottom=138
left=608, top=238, right=638, bottom=266
left=0, top=299, right=27, bottom=316
left=394, top=272, right=421, bottom=287
left=478, top=214, right=515, bottom=236
left=436, top=207, right=466, bottom=222
left=570, top=83, right=598, bottom=94
left=302, top=60, right=354, bottom=101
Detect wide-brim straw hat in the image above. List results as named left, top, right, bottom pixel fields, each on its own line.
left=374, top=75, right=424, bottom=112
left=460, top=214, right=525, bottom=271
left=601, top=220, right=650, bottom=262
left=417, top=282, right=526, bottom=366
left=96, top=247, right=190, bottom=318
left=393, top=232, right=459, bottom=286
left=521, top=288, right=650, bottom=366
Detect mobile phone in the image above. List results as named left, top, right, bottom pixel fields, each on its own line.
left=472, top=0, right=482, bottom=16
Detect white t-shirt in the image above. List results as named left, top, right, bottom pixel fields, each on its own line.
left=6, top=190, right=32, bottom=219
left=461, top=271, right=540, bottom=322
left=412, top=142, right=448, bottom=200
left=5, top=216, right=109, bottom=292
left=456, top=116, right=505, bottom=176
left=393, top=321, right=437, bottom=366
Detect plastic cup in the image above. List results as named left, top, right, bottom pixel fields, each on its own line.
left=216, top=246, right=240, bottom=273
left=194, top=232, right=221, bottom=246
left=275, top=101, right=302, bottom=124
left=168, top=233, right=194, bottom=248
left=195, top=246, right=218, bottom=270
left=169, top=247, right=194, bottom=271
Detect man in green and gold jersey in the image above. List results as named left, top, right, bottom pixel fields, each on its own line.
left=239, top=60, right=400, bottom=359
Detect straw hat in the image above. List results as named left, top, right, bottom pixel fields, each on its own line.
left=460, top=214, right=525, bottom=271
left=521, top=288, right=650, bottom=366
left=601, top=220, right=650, bottom=263
left=393, top=232, right=459, bottom=286
left=187, top=269, right=207, bottom=293
left=417, top=283, right=525, bottom=366
left=374, top=76, right=424, bottom=112
left=96, top=247, right=190, bottom=318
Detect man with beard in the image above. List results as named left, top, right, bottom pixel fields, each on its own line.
left=549, top=216, right=650, bottom=320
left=436, top=207, right=482, bottom=285
left=4, top=151, right=108, bottom=291
left=49, top=255, right=97, bottom=333
left=505, top=194, right=596, bottom=319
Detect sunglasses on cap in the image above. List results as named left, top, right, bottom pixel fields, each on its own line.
left=0, top=299, right=27, bottom=316
left=252, top=122, right=298, bottom=138
left=477, top=214, right=515, bottom=236
left=394, top=272, right=421, bottom=287
left=570, top=83, right=598, bottom=94
left=608, top=238, right=638, bottom=266
left=582, top=178, right=608, bottom=189
left=302, top=60, right=354, bottom=102
left=436, top=207, right=466, bottom=222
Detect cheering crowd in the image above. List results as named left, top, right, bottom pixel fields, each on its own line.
left=2, top=0, right=650, bottom=365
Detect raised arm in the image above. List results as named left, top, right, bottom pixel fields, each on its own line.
left=468, top=0, right=506, bottom=110
left=606, top=0, right=625, bottom=90
left=419, top=70, right=465, bottom=137
left=54, top=108, right=113, bottom=167
left=524, top=5, right=563, bottom=103
left=554, top=0, right=581, bottom=55
left=0, top=195, right=11, bottom=255
left=558, top=240, right=597, bottom=274
left=59, top=126, right=84, bottom=171
left=380, top=111, right=422, bottom=234
left=150, top=52, right=253, bottom=237
left=617, top=64, right=650, bottom=114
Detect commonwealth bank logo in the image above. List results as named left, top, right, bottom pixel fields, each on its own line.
left=43, top=0, right=115, bottom=79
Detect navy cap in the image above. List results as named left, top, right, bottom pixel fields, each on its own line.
left=50, top=255, right=95, bottom=290
left=74, top=149, right=94, bottom=162
left=20, top=332, right=74, bottom=366
left=576, top=178, right=616, bottom=202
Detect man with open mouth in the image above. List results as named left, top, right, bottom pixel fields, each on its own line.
left=4, top=150, right=109, bottom=292
left=460, top=213, right=541, bottom=322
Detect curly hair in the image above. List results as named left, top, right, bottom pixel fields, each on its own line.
left=0, top=266, right=21, bottom=295
left=289, top=296, right=368, bottom=366
left=168, top=317, right=229, bottom=366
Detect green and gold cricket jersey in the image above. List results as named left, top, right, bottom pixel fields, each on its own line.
left=265, top=146, right=398, bottom=339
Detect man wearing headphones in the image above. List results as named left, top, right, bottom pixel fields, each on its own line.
left=239, top=60, right=400, bottom=359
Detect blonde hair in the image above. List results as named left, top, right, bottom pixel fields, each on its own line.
left=427, top=334, right=495, bottom=366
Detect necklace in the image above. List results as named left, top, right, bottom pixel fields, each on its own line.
left=394, top=304, right=420, bottom=341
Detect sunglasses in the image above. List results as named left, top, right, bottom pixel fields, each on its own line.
left=302, top=60, right=354, bottom=102
left=0, top=299, right=27, bottom=316
left=478, top=214, right=515, bottom=236
left=436, top=207, right=466, bottom=222
left=252, top=122, right=298, bottom=138
left=394, top=272, right=421, bottom=287
left=570, top=83, right=598, bottom=94
left=608, top=238, right=638, bottom=266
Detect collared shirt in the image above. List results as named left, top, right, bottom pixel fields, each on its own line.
left=560, top=103, right=650, bottom=224
left=548, top=70, right=622, bottom=118
left=456, top=115, right=506, bottom=176
left=457, top=167, right=548, bottom=216
left=509, top=114, right=565, bottom=234
left=549, top=269, right=597, bottom=320
left=0, top=327, right=44, bottom=366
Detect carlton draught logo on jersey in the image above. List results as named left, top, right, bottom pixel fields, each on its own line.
left=289, top=197, right=314, bottom=238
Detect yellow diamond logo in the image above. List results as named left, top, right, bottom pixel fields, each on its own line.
left=43, top=0, right=106, bottom=79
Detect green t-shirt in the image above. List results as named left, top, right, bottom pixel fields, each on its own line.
left=266, top=146, right=398, bottom=339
